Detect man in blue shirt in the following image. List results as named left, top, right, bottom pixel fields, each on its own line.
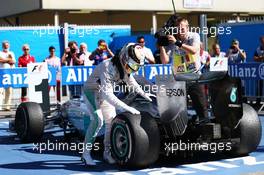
left=89, top=39, right=114, bottom=65
left=226, top=39, right=247, bottom=64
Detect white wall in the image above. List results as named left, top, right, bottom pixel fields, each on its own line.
left=1, top=0, right=264, bottom=18
left=42, top=0, right=264, bottom=13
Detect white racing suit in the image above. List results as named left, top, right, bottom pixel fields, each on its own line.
left=83, top=59, right=146, bottom=163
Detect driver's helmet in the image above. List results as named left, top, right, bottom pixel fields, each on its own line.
left=119, top=43, right=145, bottom=73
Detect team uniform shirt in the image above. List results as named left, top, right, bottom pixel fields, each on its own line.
left=166, top=32, right=201, bottom=73
left=0, top=51, right=16, bottom=68
left=84, top=59, right=145, bottom=111
left=18, top=55, right=35, bottom=67
left=227, top=49, right=246, bottom=64
left=254, top=46, right=264, bottom=62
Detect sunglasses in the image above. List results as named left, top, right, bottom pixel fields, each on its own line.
left=138, top=40, right=145, bottom=44
left=23, top=48, right=29, bottom=51
left=124, top=64, right=134, bottom=74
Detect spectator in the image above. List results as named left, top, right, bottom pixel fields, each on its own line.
left=89, top=39, right=114, bottom=65
left=0, top=40, right=16, bottom=111
left=61, top=41, right=84, bottom=97
left=18, top=44, right=35, bottom=102
left=226, top=39, right=246, bottom=64
left=211, top=43, right=226, bottom=58
left=79, top=42, right=93, bottom=66
left=45, top=46, right=60, bottom=70
left=61, top=41, right=81, bottom=66
left=137, top=36, right=155, bottom=64
left=253, top=36, right=264, bottom=108
left=160, top=17, right=209, bottom=123
left=200, top=42, right=210, bottom=72
left=44, top=46, right=61, bottom=101
left=254, top=36, right=264, bottom=62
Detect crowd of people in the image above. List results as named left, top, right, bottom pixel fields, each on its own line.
left=0, top=23, right=264, bottom=111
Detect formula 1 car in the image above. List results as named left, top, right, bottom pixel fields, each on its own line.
left=14, top=71, right=262, bottom=168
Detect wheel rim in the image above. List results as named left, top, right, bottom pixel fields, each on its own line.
left=112, top=124, right=129, bottom=158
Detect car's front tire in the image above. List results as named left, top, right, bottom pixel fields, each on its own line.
left=15, top=102, right=44, bottom=143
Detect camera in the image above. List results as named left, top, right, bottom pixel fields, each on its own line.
left=99, top=44, right=106, bottom=50
left=155, top=14, right=178, bottom=46
left=70, top=47, right=77, bottom=54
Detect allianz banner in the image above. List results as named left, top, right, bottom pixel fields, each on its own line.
left=61, top=66, right=95, bottom=85
left=1, top=63, right=264, bottom=87
left=228, top=63, right=264, bottom=80
left=0, top=67, right=57, bottom=88
left=60, top=66, right=144, bottom=85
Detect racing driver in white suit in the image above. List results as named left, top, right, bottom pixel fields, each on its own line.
left=82, top=43, right=155, bottom=165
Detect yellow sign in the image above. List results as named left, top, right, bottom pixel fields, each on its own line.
left=173, top=53, right=197, bottom=73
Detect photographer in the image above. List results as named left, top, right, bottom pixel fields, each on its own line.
left=254, top=36, right=264, bottom=62
left=89, top=39, right=114, bottom=65
left=62, top=41, right=83, bottom=66
left=226, top=39, right=246, bottom=64
left=61, top=41, right=83, bottom=97
left=159, top=17, right=209, bottom=123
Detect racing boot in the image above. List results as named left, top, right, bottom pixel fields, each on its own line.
left=81, top=149, right=96, bottom=166
left=103, top=145, right=116, bottom=164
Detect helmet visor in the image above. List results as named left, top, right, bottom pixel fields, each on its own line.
left=127, top=57, right=141, bottom=71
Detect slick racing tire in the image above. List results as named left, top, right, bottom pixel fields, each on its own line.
left=110, top=111, right=160, bottom=168
left=15, top=102, right=44, bottom=143
left=232, top=103, right=262, bottom=155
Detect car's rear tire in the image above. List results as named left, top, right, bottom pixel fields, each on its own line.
left=110, top=111, right=160, bottom=168
left=232, top=103, right=262, bottom=155
left=15, top=102, right=44, bottom=143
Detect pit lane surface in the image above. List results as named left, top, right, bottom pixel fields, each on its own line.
left=0, top=117, right=263, bottom=175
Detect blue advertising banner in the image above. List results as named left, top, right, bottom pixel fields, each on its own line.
left=61, top=66, right=144, bottom=85
left=61, top=66, right=95, bottom=85
left=2, top=63, right=264, bottom=87
left=0, top=67, right=57, bottom=88
left=228, top=63, right=264, bottom=80
left=144, top=64, right=172, bottom=82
